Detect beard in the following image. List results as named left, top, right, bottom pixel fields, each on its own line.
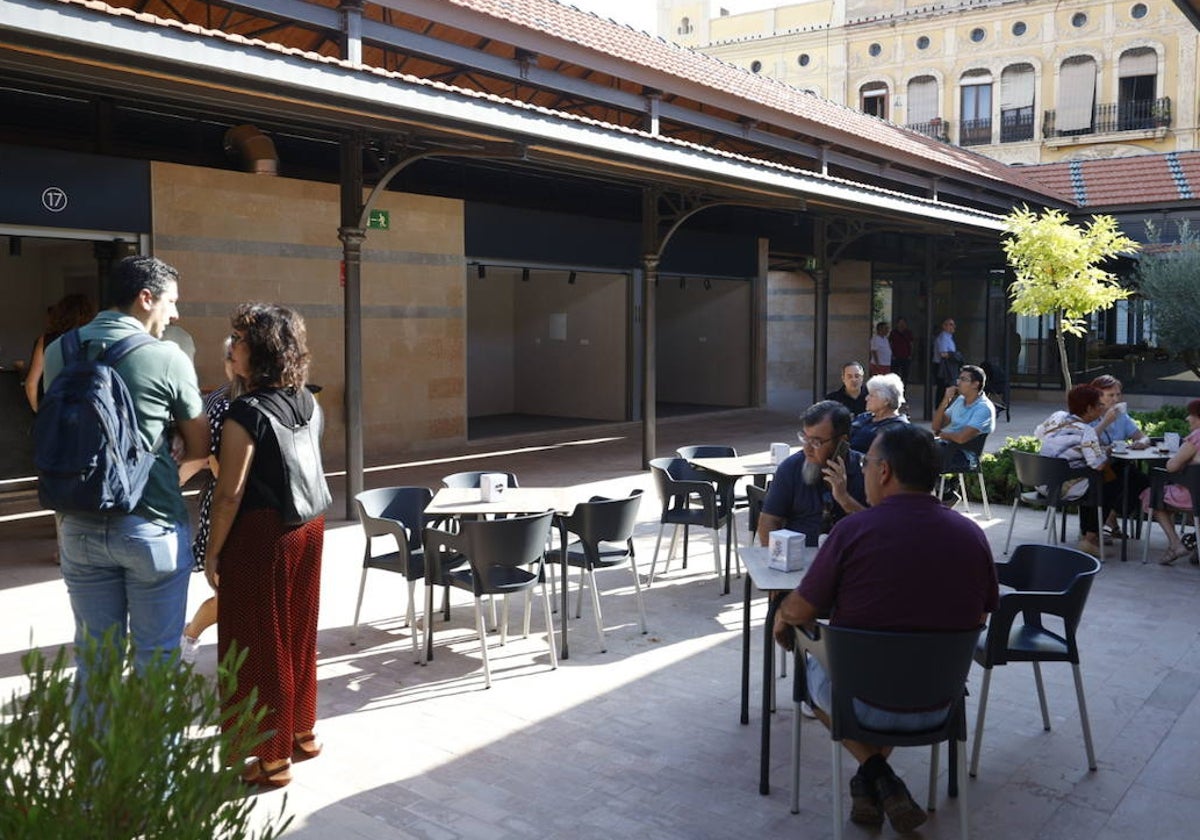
left=802, top=456, right=824, bottom=486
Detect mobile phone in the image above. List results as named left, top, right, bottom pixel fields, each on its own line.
left=833, top=440, right=850, bottom=463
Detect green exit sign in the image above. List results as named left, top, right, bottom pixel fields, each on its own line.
left=367, top=209, right=390, bottom=230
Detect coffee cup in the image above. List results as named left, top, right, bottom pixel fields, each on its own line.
left=1112, top=441, right=1128, bottom=454
left=1114, top=401, right=1128, bottom=415
left=770, top=442, right=790, bottom=465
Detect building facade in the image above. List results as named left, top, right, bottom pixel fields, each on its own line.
left=661, top=0, right=1199, bottom=164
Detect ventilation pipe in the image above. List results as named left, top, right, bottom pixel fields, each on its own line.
left=223, top=124, right=278, bottom=175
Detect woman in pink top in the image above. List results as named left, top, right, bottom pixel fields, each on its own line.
left=1141, top=398, right=1200, bottom=565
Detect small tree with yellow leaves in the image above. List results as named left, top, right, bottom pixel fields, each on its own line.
left=1002, top=206, right=1138, bottom=390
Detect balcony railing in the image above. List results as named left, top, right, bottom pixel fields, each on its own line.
left=959, top=118, right=992, bottom=147
left=1043, top=97, right=1171, bottom=139
left=905, top=119, right=949, bottom=141
left=1000, top=109, right=1035, bottom=143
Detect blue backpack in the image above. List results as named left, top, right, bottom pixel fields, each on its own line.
left=34, top=329, right=161, bottom=515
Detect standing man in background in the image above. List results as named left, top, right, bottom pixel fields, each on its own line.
left=869, top=322, right=892, bottom=375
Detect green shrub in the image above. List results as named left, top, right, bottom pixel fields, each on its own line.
left=0, top=634, right=291, bottom=840
left=1130, top=406, right=1190, bottom=439
left=963, top=435, right=1041, bottom=505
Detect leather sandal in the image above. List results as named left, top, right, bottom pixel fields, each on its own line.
left=293, top=732, right=323, bottom=762
left=241, top=758, right=292, bottom=789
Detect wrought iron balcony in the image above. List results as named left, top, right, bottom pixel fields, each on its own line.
left=905, top=119, right=949, bottom=141
left=959, top=118, right=992, bottom=147
left=1000, top=109, right=1035, bottom=143
left=1043, top=97, right=1171, bottom=139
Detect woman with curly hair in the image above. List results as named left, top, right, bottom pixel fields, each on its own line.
left=24, top=293, right=96, bottom=412
left=204, top=303, right=331, bottom=789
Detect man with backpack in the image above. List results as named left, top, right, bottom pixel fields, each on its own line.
left=41, top=255, right=209, bottom=683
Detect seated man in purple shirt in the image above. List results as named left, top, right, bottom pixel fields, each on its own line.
left=773, top=424, right=998, bottom=833
left=756, top=400, right=867, bottom=546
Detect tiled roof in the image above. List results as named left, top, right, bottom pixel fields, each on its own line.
left=1019, top=152, right=1200, bottom=208
left=444, top=0, right=1067, bottom=201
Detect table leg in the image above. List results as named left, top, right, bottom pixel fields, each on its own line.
left=1120, top=460, right=1132, bottom=562
left=760, top=593, right=780, bottom=795
left=740, top=572, right=752, bottom=726
left=724, top=517, right=734, bottom=595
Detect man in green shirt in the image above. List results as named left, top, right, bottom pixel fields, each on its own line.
left=43, top=255, right=209, bottom=683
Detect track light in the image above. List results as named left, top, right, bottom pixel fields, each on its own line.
left=476, top=263, right=486, bottom=279
left=8, top=236, right=20, bottom=257
left=521, top=268, right=530, bottom=282
left=679, top=276, right=686, bottom=289
left=568, top=271, right=577, bottom=285
left=704, top=278, right=712, bottom=291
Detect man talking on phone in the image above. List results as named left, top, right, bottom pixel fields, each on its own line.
left=757, top=400, right=867, bottom=546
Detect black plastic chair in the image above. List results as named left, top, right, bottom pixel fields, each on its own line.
left=422, top=511, right=556, bottom=688
left=677, top=444, right=750, bottom=509
left=547, top=491, right=645, bottom=653
left=1004, top=451, right=1105, bottom=562
left=937, top=434, right=991, bottom=519
left=647, top=457, right=734, bottom=591
left=352, top=486, right=433, bottom=662
left=969, top=544, right=1100, bottom=778
left=441, top=470, right=520, bottom=489
left=1140, top=463, right=1200, bottom=563
left=746, top=483, right=768, bottom=543
left=789, top=624, right=980, bottom=840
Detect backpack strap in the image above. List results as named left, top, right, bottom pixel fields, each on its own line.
left=97, top=331, right=165, bottom=453
left=60, top=328, right=84, bottom=363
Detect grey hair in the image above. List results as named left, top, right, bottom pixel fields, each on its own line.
left=866, top=373, right=905, bottom=411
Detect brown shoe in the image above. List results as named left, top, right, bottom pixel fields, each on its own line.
left=293, top=732, right=323, bottom=762
left=241, top=758, right=292, bottom=789
left=873, top=772, right=927, bottom=833
left=849, top=772, right=884, bottom=826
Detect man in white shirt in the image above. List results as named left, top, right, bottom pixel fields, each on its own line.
left=869, top=321, right=892, bottom=375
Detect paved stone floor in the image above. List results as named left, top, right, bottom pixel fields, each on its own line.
left=3, top=402, right=1199, bottom=839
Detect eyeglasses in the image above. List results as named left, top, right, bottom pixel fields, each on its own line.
left=862, top=456, right=886, bottom=469
left=797, top=432, right=833, bottom=449
left=957, top=374, right=975, bottom=383
left=229, top=332, right=245, bottom=346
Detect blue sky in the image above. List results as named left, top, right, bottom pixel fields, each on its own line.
left=566, top=1, right=780, bottom=35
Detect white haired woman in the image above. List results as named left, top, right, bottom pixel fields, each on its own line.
left=849, top=373, right=909, bottom=452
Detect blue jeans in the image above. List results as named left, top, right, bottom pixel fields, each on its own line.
left=57, top=513, right=192, bottom=680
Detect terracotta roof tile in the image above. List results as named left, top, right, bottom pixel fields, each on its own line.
left=1021, top=152, right=1200, bottom=208
left=444, top=0, right=1065, bottom=200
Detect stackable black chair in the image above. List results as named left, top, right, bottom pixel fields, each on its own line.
left=1004, top=451, right=1104, bottom=563
left=1140, top=463, right=1200, bottom=564
left=422, top=512, right=557, bottom=688
left=969, top=544, right=1100, bottom=777
left=548, top=491, right=646, bottom=652
left=646, top=457, right=734, bottom=591
left=352, top=486, right=433, bottom=662
left=789, top=624, right=980, bottom=840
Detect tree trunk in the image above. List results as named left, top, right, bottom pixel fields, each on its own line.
left=1056, top=315, right=1072, bottom=393
left=1184, top=349, right=1200, bottom=382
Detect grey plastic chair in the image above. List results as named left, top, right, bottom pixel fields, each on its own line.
left=789, top=623, right=980, bottom=840
left=969, top=544, right=1100, bottom=778
left=937, top=434, right=991, bottom=518
left=422, top=511, right=557, bottom=688
left=547, top=491, right=646, bottom=652
left=352, top=486, right=433, bottom=662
